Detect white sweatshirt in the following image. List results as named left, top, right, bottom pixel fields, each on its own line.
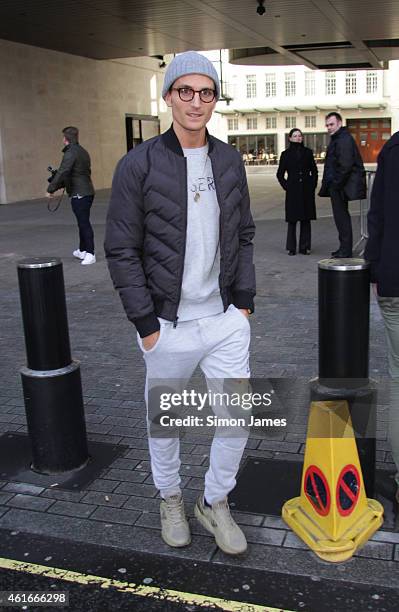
left=178, top=144, right=224, bottom=321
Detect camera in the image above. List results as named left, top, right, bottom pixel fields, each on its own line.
left=47, top=165, right=57, bottom=183
left=257, top=0, right=265, bottom=15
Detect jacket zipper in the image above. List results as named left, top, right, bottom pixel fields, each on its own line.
left=173, top=157, right=188, bottom=328
left=212, top=156, right=225, bottom=309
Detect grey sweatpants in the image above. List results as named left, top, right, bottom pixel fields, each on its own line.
left=378, top=296, right=399, bottom=486
left=137, top=304, right=251, bottom=504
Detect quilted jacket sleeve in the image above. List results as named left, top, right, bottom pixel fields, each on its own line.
left=104, top=154, right=160, bottom=338
left=231, top=160, right=256, bottom=313
left=364, top=151, right=385, bottom=284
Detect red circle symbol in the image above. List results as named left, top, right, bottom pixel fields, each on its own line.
left=304, top=465, right=331, bottom=516
left=336, top=464, right=360, bottom=516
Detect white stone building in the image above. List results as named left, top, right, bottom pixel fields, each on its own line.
left=209, top=51, right=399, bottom=164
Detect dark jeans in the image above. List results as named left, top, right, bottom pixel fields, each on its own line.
left=330, top=189, right=352, bottom=255
left=71, top=195, right=95, bottom=255
left=286, top=220, right=311, bottom=252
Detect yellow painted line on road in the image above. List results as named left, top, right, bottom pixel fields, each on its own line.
left=0, top=556, right=296, bottom=612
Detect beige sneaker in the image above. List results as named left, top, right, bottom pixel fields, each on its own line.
left=160, top=493, right=191, bottom=547
left=194, top=495, right=247, bottom=555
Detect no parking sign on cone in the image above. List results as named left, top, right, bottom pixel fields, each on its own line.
left=336, top=464, right=361, bottom=516
left=282, top=400, right=383, bottom=563
left=304, top=465, right=330, bottom=516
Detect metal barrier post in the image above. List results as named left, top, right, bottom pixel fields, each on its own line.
left=17, top=257, right=89, bottom=474
left=311, top=258, right=376, bottom=497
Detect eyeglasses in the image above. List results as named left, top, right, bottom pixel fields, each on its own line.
left=171, top=87, right=216, bottom=103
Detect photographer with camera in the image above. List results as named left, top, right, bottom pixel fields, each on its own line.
left=46, top=126, right=96, bottom=265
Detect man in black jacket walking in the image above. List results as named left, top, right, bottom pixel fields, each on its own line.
left=365, top=131, right=399, bottom=505
left=47, top=126, right=96, bottom=265
left=319, top=112, right=366, bottom=257
left=105, top=52, right=255, bottom=554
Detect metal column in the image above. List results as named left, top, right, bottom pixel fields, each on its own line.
left=18, top=257, right=89, bottom=474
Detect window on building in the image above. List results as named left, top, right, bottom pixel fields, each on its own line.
left=227, top=117, right=239, bottom=130
left=305, top=72, right=315, bottom=96
left=266, top=116, right=277, bottom=129
left=285, top=116, right=296, bottom=129
left=285, top=72, right=296, bottom=96
left=247, top=117, right=258, bottom=130
left=305, top=115, right=317, bottom=128
left=265, top=73, right=276, bottom=97
left=325, top=71, right=336, bottom=95
left=345, top=71, right=357, bottom=94
left=246, top=75, right=257, bottom=98
left=366, top=71, right=378, bottom=94
left=228, top=134, right=277, bottom=159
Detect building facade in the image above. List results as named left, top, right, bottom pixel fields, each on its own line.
left=211, top=54, right=399, bottom=164
left=3, top=38, right=399, bottom=204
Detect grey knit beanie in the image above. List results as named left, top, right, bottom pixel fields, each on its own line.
left=162, top=51, right=220, bottom=100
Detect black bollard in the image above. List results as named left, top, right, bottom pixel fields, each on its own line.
left=18, top=258, right=89, bottom=474
left=319, top=259, right=370, bottom=384
left=311, top=258, right=376, bottom=497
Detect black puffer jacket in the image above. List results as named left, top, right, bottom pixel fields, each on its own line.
left=104, top=127, right=256, bottom=337
left=319, top=127, right=366, bottom=200
left=47, top=143, right=94, bottom=197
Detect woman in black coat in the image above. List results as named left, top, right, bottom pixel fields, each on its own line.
left=277, top=129, right=318, bottom=255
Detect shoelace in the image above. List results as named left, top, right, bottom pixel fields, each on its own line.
left=212, top=499, right=236, bottom=529
left=164, top=496, right=186, bottom=525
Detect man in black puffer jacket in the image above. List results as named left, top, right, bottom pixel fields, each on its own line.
left=105, top=52, right=255, bottom=555
left=319, top=112, right=366, bottom=257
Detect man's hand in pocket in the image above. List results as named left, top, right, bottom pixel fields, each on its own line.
left=142, top=330, right=160, bottom=351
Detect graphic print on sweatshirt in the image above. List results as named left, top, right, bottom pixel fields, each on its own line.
left=179, top=144, right=223, bottom=321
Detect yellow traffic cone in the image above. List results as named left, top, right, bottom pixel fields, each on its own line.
left=282, top=400, right=384, bottom=562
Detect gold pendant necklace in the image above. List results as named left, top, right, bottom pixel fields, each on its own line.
left=191, top=153, right=209, bottom=203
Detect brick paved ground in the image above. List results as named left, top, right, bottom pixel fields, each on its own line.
left=0, top=173, right=397, bottom=590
